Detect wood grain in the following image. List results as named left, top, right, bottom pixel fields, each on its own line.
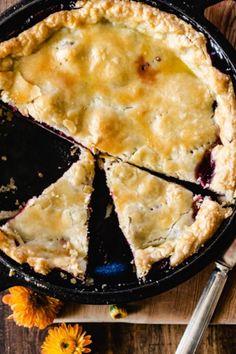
left=56, top=265, right=236, bottom=324
left=0, top=1, right=235, bottom=353
left=205, top=1, right=236, bottom=47
left=0, top=304, right=235, bottom=354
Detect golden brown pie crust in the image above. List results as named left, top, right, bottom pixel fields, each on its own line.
left=0, top=149, right=95, bottom=278
left=104, top=158, right=231, bottom=277
left=0, top=0, right=235, bottom=277
left=0, top=0, right=235, bottom=200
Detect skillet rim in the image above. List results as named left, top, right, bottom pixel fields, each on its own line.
left=0, top=0, right=235, bottom=304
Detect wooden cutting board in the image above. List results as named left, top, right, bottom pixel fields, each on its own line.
left=56, top=264, right=236, bottom=324
left=1, top=0, right=236, bottom=324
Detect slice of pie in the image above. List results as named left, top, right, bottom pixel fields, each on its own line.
left=0, top=0, right=235, bottom=200
left=0, top=148, right=95, bottom=279
left=103, top=159, right=231, bottom=278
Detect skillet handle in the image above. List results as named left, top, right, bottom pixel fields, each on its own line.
left=175, top=262, right=229, bottom=354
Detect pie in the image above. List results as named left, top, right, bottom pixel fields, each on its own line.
left=103, top=158, right=231, bottom=277
left=0, top=148, right=95, bottom=279
left=0, top=0, right=235, bottom=201
left=0, top=0, right=235, bottom=279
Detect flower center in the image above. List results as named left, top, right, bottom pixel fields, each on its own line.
left=30, top=292, right=49, bottom=308
left=61, top=343, right=69, bottom=349
left=60, top=338, right=76, bottom=353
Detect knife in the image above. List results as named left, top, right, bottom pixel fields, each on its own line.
left=175, top=238, right=236, bottom=354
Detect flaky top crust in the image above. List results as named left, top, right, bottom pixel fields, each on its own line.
left=0, top=0, right=235, bottom=200
left=0, top=149, right=95, bottom=279
left=0, top=0, right=235, bottom=277
left=104, top=159, right=231, bottom=278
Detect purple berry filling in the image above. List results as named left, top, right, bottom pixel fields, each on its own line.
left=195, top=138, right=221, bottom=188
left=195, top=150, right=215, bottom=188
left=192, top=195, right=204, bottom=219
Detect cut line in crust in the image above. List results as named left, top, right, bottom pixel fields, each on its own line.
left=0, top=0, right=234, bottom=201
left=0, top=0, right=235, bottom=279
left=0, top=148, right=95, bottom=279
left=103, top=158, right=232, bottom=278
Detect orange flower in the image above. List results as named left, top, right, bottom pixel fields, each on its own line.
left=41, top=323, right=92, bottom=354
left=2, top=286, right=63, bottom=329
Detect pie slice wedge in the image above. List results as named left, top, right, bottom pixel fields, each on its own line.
left=103, top=158, right=232, bottom=278
left=0, top=0, right=235, bottom=201
left=0, top=148, right=95, bottom=279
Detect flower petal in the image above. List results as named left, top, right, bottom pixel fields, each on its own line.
left=2, top=286, right=63, bottom=329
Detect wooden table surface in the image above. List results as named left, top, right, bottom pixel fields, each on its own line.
left=0, top=0, right=236, bottom=353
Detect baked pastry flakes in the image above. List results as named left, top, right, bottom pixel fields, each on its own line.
left=0, top=0, right=235, bottom=278
left=0, top=0, right=235, bottom=200
left=104, top=159, right=231, bottom=277
left=0, top=149, right=95, bottom=279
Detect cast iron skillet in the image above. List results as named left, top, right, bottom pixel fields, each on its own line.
left=0, top=0, right=235, bottom=304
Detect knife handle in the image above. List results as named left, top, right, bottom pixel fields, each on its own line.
left=175, top=263, right=229, bottom=354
